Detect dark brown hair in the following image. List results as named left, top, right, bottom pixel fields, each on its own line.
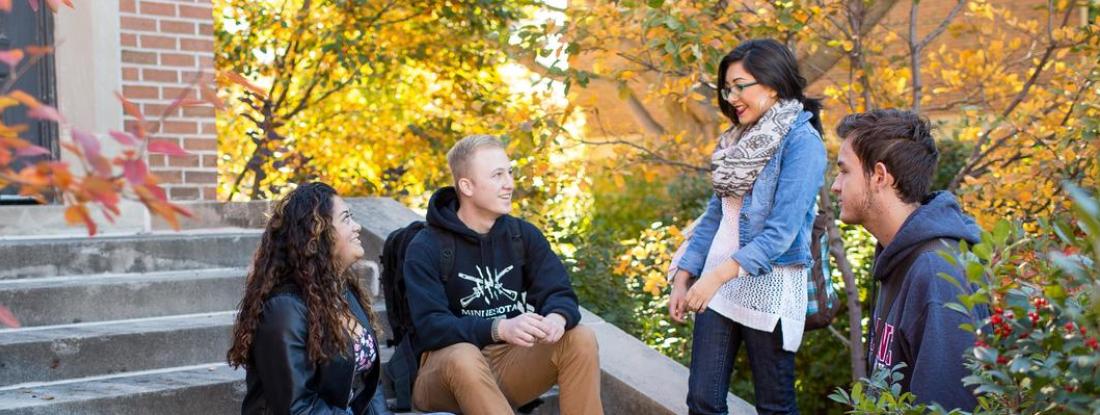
left=717, top=38, right=823, bottom=135
left=836, top=109, right=939, bottom=204
left=227, top=182, right=378, bottom=368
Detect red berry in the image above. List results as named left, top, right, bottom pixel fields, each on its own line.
left=1080, top=326, right=1087, bottom=335
left=992, top=315, right=1003, bottom=324
left=1065, top=322, right=1075, bottom=333
left=997, top=355, right=1009, bottom=365
left=994, top=307, right=1004, bottom=315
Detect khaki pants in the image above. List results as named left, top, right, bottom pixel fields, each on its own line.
left=412, top=324, right=603, bottom=415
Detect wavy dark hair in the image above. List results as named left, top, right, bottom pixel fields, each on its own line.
left=717, top=38, right=824, bottom=135
left=227, top=182, right=378, bottom=368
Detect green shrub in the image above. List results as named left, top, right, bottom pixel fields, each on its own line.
left=830, top=183, right=1100, bottom=414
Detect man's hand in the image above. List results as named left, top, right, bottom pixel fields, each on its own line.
left=669, top=269, right=692, bottom=323
left=498, top=313, right=552, bottom=347
left=538, top=313, right=567, bottom=344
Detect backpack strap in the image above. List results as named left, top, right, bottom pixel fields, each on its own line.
left=868, top=237, right=957, bottom=368
left=426, top=224, right=457, bottom=283
left=507, top=217, right=525, bottom=268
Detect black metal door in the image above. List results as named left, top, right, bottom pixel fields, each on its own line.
left=0, top=1, right=57, bottom=203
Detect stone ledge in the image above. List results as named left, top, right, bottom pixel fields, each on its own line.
left=579, top=308, right=755, bottom=414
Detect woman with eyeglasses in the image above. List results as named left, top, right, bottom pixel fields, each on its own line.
left=666, top=39, right=827, bottom=414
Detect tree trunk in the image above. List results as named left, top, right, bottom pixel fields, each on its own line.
left=819, top=185, right=867, bottom=380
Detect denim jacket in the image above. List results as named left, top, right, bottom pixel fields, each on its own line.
left=678, top=111, right=827, bottom=277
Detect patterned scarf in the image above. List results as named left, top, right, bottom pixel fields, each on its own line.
left=711, top=99, right=803, bottom=198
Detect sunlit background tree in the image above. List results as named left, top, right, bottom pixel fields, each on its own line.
left=214, top=0, right=1099, bottom=412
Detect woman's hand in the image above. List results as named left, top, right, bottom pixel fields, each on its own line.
left=669, top=269, right=692, bottom=323
left=685, top=260, right=740, bottom=312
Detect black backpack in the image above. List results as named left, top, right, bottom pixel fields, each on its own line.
left=378, top=218, right=525, bottom=411
left=805, top=211, right=841, bottom=331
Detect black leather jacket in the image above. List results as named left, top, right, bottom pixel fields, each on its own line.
left=242, top=287, right=380, bottom=415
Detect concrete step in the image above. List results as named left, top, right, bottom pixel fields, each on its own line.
left=0, top=317, right=561, bottom=415
left=0, top=312, right=236, bottom=386
left=0, top=361, right=559, bottom=415
left=0, top=268, right=245, bottom=326
left=0, top=230, right=261, bottom=280
left=0, top=363, right=245, bottom=415
left=0, top=309, right=401, bottom=389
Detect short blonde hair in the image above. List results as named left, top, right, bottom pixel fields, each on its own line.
left=446, top=135, right=505, bottom=182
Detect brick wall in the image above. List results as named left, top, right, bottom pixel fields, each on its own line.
left=119, top=0, right=217, bottom=201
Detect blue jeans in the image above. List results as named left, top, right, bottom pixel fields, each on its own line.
left=687, top=309, right=798, bottom=415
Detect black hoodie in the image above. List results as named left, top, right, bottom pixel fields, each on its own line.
left=868, top=191, right=988, bottom=409
left=403, top=187, right=581, bottom=354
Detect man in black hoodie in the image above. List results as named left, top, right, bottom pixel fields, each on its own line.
left=830, top=110, right=988, bottom=409
left=403, top=135, right=602, bottom=414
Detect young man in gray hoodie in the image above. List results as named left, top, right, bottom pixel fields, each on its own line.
left=830, top=109, right=988, bottom=410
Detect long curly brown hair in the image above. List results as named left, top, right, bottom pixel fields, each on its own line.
left=227, top=182, right=379, bottom=368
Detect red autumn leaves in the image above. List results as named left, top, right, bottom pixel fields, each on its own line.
left=0, top=2, right=222, bottom=235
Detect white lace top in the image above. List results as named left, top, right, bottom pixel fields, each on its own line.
left=702, top=196, right=807, bottom=352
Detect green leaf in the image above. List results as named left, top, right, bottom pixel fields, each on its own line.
left=993, top=220, right=1012, bottom=247
left=1044, top=284, right=1067, bottom=302
left=1005, top=290, right=1029, bottom=309
left=944, top=302, right=969, bottom=315
left=1066, top=182, right=1099, bottom=218
left=973, top=243, right=992, bottom=262
left=973, top=345, right=998, bottom=363
left=828, top=388, right=851, bottom=404
left=965, top=262, right=986, bottom=281
left=975, top=384, right=1005, bottom=394
left=939, top=271, right=965, bottom=291
left=664, top=15, right=681, bottom=30
left=1009, top=356, right=1031, bottom=373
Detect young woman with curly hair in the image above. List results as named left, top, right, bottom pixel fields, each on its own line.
left=227, top=182, right=390, bottom=415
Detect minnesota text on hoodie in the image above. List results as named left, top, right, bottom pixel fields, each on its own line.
left=402, top=186, right=581, bottom=354
left=868, top=191, right=990, bottom=410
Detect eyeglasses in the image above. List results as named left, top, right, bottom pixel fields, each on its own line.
left=720, top=82, right=759, bottom=101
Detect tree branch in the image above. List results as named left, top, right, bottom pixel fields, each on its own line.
left=847, top=0, right=876, bottom=110
left=270, top=0, right=313, bottom=113
left=948, top=1, right=1076, bottom=191
left=919, top=0, right=966, bottom=49
left=507, top=44, right=669, bottom=136
left=799, top=0, right=902, bottom=84
left=909, top=0, right=921, bottom=111
left=910, top=0, right=966, bottom=112
left=577, top=137, right=708, bottom=172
